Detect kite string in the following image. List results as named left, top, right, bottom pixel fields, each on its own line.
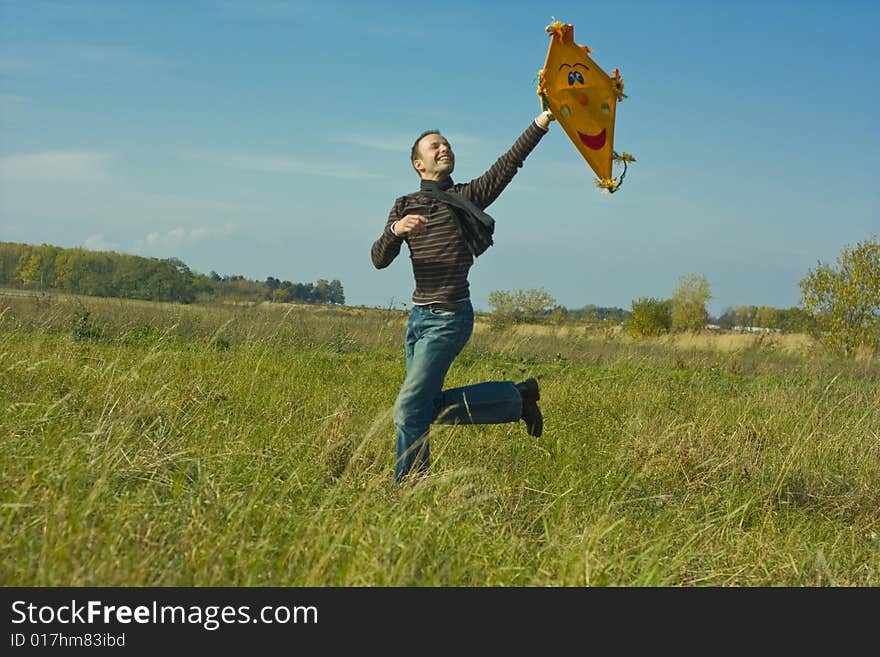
left=609, top=158, right=627, bottom=194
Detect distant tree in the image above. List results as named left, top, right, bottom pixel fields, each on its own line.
left=628, top=297, right=672, bottom=337
left=0, top=241, right=343, bottom=307
left=17, top=249, right=44, bottom=287
left=718, top=305, right=813, bottom=333
left=54, top=248, right=88, bottom=291
left=550, top=306, right=568, bottom=325
left=112, top=254, right=145, bottom=299
left=166, top=258, right=196, bottom=303
left=271, top=287, right=290, bottom=302
left=313, top=279, right=333, bottom=303
left=326, top=279, right=345, bottom=304
left=514, top=288, right=556, bottom=320
left=754, top=306, right=791, bottom=330
left=192, top=273, right=217, bottom=298
left=670, top=273, right=711, bottom=332
left=737, top=305, right=760, bottom=328
left=488, top=290, right=516, bottom=316
left=487, top=290, right=517, bottom=329
left=286, top=282, right=313, bottom=302
left=561, top=304, right=631, bottom=323
left=487, top=288, right=556, bottom=325
left=717, top=307, right=737, bottom=330
left=775, top=306, right=815, bottom=334
left=799, top=236, right=880, bottom=355
left=0, top=243, right=21, bottom=284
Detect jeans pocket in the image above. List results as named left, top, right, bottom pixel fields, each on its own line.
left=430, top=308, right=457, bottom=317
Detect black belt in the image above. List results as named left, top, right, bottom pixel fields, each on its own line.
left=425, top=300, right=469, bottom=312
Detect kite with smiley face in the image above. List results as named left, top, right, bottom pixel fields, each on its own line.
left=537, top=21, right=635, bottom=193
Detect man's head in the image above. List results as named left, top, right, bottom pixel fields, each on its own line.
left=411, top=130, right=455, bottom=180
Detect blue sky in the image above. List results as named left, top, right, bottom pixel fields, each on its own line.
left=1, top=0, right=877, bottom=314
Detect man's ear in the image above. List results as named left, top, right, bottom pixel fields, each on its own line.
left=412, top=158, right=425, bottom=175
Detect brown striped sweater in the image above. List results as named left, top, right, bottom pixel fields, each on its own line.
left=371, top=121, right=547, bottom=305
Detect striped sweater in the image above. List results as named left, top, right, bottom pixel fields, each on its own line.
left=371, top=121, right=547, bottom=305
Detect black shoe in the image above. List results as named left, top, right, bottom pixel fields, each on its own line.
left=515, top=377, right=540, bottom=402
left=515, top=378, right=543, bottom=437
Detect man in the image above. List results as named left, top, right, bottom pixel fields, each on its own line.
left=371, top=110, right=554, bottom=482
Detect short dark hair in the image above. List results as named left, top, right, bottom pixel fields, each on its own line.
left=411, top=129, right=442, bottom=163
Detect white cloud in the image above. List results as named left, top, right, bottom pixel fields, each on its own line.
left=0, top=149, right=249, bottom=251
left=0, top=150, right=112, bottom=182
left=135, top=224, right=235, bottom=251
left=179, top=149, right=387, bottom=180
left=83, top=233, right=119, bottom=251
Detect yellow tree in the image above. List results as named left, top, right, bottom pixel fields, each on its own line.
left=16, top=250, right=43, bottom=287
left=670, top=273, right=711, bottom=332
left=799, top=236, right=880, bottom=356
left=514, top=288, right=557, bottom=320
left=629, top=297, right=671, bottom=337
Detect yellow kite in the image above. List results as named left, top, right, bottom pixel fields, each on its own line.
left=537, top=21, right=635, bottom=192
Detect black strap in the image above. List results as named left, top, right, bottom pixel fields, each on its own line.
left=416, top=178, right=495, bottom=257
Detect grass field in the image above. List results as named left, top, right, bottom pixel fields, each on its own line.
left=2, top=290, right=878, bottom=586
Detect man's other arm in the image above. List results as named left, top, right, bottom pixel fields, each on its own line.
left=371, top=203, right=405, bottom=269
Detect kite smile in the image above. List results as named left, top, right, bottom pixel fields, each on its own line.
left=577, top=128, right=606, bottom=150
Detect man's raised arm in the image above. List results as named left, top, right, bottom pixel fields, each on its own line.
left=460, top=110, right=553, bottom=210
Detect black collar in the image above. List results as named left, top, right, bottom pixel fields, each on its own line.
left=420, top=177, right=454, bottom=192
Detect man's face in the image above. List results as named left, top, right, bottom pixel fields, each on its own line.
left=413, top=133, right=455, bottom=180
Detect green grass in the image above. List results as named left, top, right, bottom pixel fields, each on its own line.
left=1, top=290, right=878, bottom=585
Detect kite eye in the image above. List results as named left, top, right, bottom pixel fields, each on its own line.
left=567, top=72, right=576, bottom=85
left=574, top=71, right=584, bottom=84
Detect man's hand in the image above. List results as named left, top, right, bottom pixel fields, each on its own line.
left=535, top=110, right=555, bottom=131
left=392, top=214, right=428, bottom=237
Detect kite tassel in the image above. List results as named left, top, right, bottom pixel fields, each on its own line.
left=595, top=178, right=620, bottom=193
left=597, top=151, right=637, bottom=194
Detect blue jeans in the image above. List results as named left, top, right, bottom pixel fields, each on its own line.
left=393, top=300, right=522, bottom=481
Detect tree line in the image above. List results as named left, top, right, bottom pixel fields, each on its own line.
left=628, top=235, right=879, bottom=357
left=486, top=287, right=631, bottom=329
left=486, top=235, right=879, bottom=356
left=619, top=273, right=818, bottom=337
left=209, top=272, right=344, bottom=305
left=489, top=279, right=817, bottom=336
left=0, top=242, right=345, bottom=306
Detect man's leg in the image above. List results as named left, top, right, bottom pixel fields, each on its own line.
left=393, top=306, right=473, bottom=482
left=434, top=378, right=542, bottom=436
left=433, top=381, right=522, bottom=425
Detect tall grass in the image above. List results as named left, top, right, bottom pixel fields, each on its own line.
left=1, top=290, right=878, bottom=585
